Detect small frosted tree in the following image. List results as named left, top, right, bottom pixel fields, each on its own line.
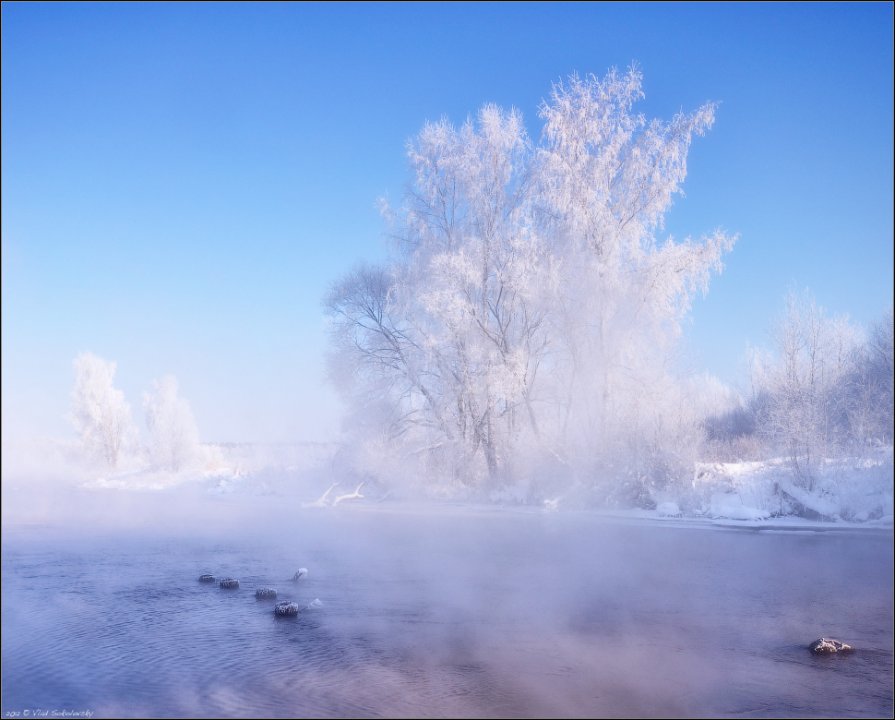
left=753, top=290, right=860, bottom=486
left=71, top=352, right=136, bottom=469
left=143, top=375, right=200, bottom=472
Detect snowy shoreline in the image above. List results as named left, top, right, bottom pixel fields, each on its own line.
left=3, top=481, right=891, bottom=537
left=3, top=440, right=891, bottom=530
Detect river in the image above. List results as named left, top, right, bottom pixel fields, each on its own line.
left=2, top=497, right=892, bottom=717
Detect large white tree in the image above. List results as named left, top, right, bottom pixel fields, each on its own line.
left=327, top=69, right=735, bottom=499
left=71, top=352, right=137, bottom=469
left=143, top=375, right=201, bottom=472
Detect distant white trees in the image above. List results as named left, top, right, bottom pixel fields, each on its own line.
left=71, top=352, right=137, bottom=469
left=847, top=309, right=894, bottom=445
left=751, top=291, right=859, bottom=485
left=70, top=354, right=201, bottom=473
left=326, top=69, right=736, bottom=498
left=144, top=375, right=201, bottom=471
left=744, top=294, right=893, bottom=488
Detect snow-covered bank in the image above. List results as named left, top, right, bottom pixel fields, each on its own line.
left=679, top=447, right=893, bottom=524
left=3, top=439, right=891, bottom=528
left=106, top=442, right=895, bottom=529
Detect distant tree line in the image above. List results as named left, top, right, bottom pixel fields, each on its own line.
left=705, top=296, right=893, bottom=489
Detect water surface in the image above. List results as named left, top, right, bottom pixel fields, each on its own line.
left=2, top=499, right=892, bottom=717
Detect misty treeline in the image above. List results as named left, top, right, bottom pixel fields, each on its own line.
left=70, top=352, right=201, bottom=472
left=325, top=69, right=893, bottom=504
left=708, top=295, right=893, bottom=489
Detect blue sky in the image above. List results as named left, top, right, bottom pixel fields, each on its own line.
left=2, top=2, right=892, bottom=444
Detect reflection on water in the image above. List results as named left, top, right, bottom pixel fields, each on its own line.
left=2, top=504, right=893, bottom=718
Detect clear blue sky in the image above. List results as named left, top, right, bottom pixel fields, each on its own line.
left=2, top=2, right=892, bottom=445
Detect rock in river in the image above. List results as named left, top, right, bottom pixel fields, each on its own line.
left=809, top=637, right=854, bottom=654
left=219, top=578, right=240, bottom=589
left=274, top=601, right=300, bottom=617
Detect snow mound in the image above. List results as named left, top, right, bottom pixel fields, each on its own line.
left=687, top=446, right=893, bottom=523
left=656, top=501, right=682, bottom=518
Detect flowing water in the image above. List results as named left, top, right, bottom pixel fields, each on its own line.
left=2, top=497, right=892, bottom=718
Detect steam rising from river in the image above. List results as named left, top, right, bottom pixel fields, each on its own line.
left=3, top=464, right=892, bottom=717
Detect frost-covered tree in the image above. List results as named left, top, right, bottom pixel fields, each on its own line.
left=328, top=106, right=549, bottom=488
left=751, top=291, right=860, bottom=486
left=845, top=309, right=894, bottom=446
left=143, top=375, right=200, bottom=472
left=327, top=68, right=735, bottom=498
left=71, top=352, right=136, bottom=469
left=534, top=71, right=734, bottom=498
left=867, top=310, right=895, bottom=438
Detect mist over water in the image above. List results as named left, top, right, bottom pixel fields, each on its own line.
left=2, top=481, right=892, bottom=718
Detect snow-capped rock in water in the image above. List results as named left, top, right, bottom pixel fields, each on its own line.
left=809, top=638, right=854, bottom=654
left=255, top=587, right=277, bottom=599
left=219, top=578, right=239, bottom=589
left=198, top=574, right=216, bottom=583
left=274, top=601, right=300, bottom=617
left=291, top=568, right=308, bottom=581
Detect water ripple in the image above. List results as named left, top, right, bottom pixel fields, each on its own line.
left=2, top=518, right=892, bottom=718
